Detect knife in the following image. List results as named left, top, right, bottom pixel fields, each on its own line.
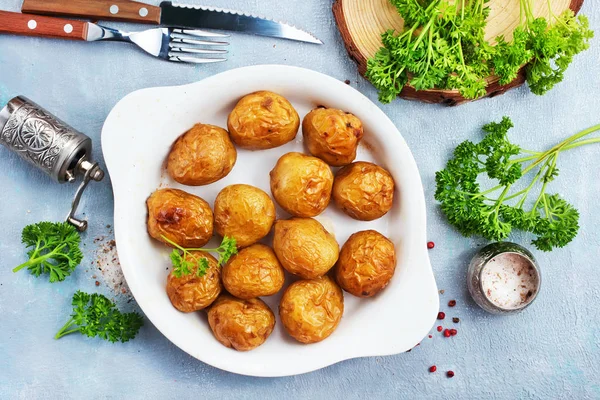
left=21, top=0, right=323, bottom=44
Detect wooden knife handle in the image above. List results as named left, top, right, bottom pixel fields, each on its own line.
left=22, top=0, right=161, bottom=24
left=0, top=11, right=88, bottom=40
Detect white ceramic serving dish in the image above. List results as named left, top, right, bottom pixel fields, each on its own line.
left=102, top=65, right=438, bottom=377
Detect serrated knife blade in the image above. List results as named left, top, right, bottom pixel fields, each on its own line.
left=160, top=2, right=322, bottom=44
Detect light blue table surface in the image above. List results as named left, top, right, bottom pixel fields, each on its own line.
left=1, top=0, right=599, bottom=398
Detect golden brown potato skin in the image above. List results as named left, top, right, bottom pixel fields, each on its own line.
left=167, top=123, right=237, bottom=186
left=166, top=253, right=221, bottom=312
left=279, top=276, right=344, bottom=344
left=272, top=218, right=339, bottom=279
left=227, top=91, right=300, bottom=149
left=208, top=294, right=276, bottom=351
left=332, top=162, right=395, bottom=221
left=222, top=244, right=285, bottom=299
left=270, top=152, right=334, bottom=217
left=335, top=230, right=397, bottom=297
left=213, top=184, right=276, bottom=248
left=302, top=108, right=364, bottom=166
left=147, top=188, right=213, bottom=248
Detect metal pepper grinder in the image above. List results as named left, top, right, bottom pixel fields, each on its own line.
left=0, top=96, right=104, bottom=231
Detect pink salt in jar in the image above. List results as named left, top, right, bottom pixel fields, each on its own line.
left=467, top=242, right=541, bottom=314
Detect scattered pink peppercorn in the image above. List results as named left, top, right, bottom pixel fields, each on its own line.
left=428, top=335, right=432, bottom=338
left=448, top=300, right=457, bottom=307
left=427, top=241, right=435, bottom=249
left=452, top=317, right=460, bottom=323
left=437, top=326, right=443, bottom=332
left=429, top=366, right=437, bottom=373
left=443, top=329, right=451, bottom=338
left=447, top=371, right=455, bottom=378
left=450, top=329, right=457, bottom=336
left=437, top=312, right=445, bottom=320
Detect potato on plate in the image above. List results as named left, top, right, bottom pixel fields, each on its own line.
left=332, top=161, right=395, bottom=221
left=213, top=184, right=276, bottom=248
left=146, top=188, right=213, bottom=248
left=270, top=152, right=333, bottom=217
left=272, top=217, right=339, bottom=279
left=167, top=123, right=236, bottom=186
left=335, top=230, right=397, bottom=297
left=208, top=294, right=276, bottom=351
left=227, top=91, right=300, bottom=149
left=166, top=253, right=221, bottom=312
left=302, top=107, right=363, bottom=166
left=279, top=276, right=344, bottom=344
left=222, top=244, right=285, bottom=299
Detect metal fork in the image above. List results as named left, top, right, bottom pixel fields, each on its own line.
left=87, top=25, right=229, bottom=64
left=0, top=11, right=228, bottom=64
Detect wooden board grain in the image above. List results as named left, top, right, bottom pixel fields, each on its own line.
left=333, top=0, right=584, bottom=105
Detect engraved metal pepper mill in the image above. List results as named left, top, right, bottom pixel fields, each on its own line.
left=0, top=96, right=104, bottom=231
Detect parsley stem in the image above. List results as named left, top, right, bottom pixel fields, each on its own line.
left=411, top=15, right=436, bottom=51
left=505, top=161, right=546, bottom=204
left=530, top=155, right=556, bottom=214
left=495, top=185, right=511, bottom=214
left=12, top=245, right=65, bottom=273
left=520, top=124, right=600, bottom=176
left=561, top=137, right=600, bottom=151
left=472, top=185, right=504, bottom=198
left=54, top=317, right=78, bottom=339
left=161, top=235, right=217, bottom=253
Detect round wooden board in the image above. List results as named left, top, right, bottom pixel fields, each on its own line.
left=333, top=0, right=584, bottom=105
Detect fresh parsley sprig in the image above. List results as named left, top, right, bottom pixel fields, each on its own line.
left=366, top=0, right=494, bottom=102
left=161, top=236, right=237, bottom=278
left=494, top=6, right=593, bottom=95
left=55, top=291, right=144, bottom=343
left=13, top=222, right=83, bottom=282
left=435, top=117, right=600, bottom=251
left=366, top=0, right=593, bottom=103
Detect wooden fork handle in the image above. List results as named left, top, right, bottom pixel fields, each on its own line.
left=22, top=0, right=161, bottom=25
left=0, top=11, right=88, bottom=40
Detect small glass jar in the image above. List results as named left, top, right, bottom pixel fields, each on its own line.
left=467, top=242, right=541, bottom=315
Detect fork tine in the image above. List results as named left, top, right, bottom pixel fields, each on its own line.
left=169, top=55, right=227, bottom=64
left=170, top=47, right=228, bottom=55
left=172, top=28, right=229, bottom=38
left=170, top=37, right=229, bottom=46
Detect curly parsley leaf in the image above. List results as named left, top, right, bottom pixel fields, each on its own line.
left=525, top=12, right=593, bottom=95
left=435, top=117, right=600, bottom=251
left=13, top=221, right=83, bottom=282
left=55, top=291, right=144, bottom=343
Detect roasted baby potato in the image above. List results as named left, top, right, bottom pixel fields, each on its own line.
left=279, top=275, right=344, bottom=344
left=227, top=91, right=300, bottom=149
left=270, top=152, right=334, bottom=217
left=167, top=123, right=237, bottom=186
left=222, top=244, right=285, bottom=299
left=272, top=217, right=339, bottom=279
left=213, top=184, right=276, bottom=248
left=332, top=161, right=395, bottom=221
left=302, top=107, right=364, bottom=166
left=147, top=188, right=213, bottom=248
left=166, top=253, right=221, bottom=312
left=335, top=230, right=397, bottom=297
left=208, top=294, right=276, bottom=351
